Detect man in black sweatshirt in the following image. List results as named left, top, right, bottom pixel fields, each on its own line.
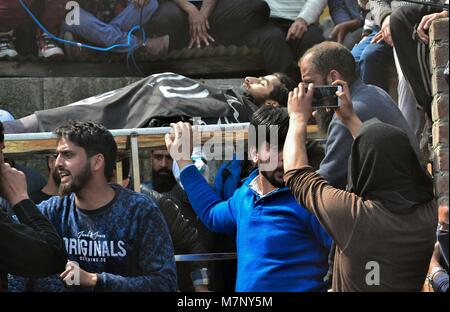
left=0, top=121, right=67, bottom=290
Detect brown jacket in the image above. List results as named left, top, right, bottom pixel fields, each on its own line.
left=285, top=166, right=437, bottom=292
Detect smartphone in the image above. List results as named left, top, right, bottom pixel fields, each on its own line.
left=311, top=85, right=342, bottom=108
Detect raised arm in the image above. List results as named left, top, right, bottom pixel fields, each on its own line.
left=0, top=163, right=67, bottom=278
left=165, top=122, right=237, bottom=234
left=283, top=81, right=364, bottom=248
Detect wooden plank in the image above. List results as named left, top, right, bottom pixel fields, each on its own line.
left=4, top=125, right=321, bottom=157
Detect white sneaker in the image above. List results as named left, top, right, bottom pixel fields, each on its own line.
left=37, top=32, right=64, bottom=59
left=0, top=32, right=18, bottom=59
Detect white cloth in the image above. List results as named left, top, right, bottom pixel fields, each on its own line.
left=264, top=0, right=328, bottom=24
left=172, top=148, right=211, bottom=190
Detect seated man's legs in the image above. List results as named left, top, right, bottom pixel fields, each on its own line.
left=110, top=0, right=158, bottom=33
left=342, top=27, right=363, bottom=50
left=286, top=23, right=325, bottom=61
left=41, top=0, right=68, bottom=35
left=0, top=0, right=66, bottom=59
left=390, top=4, right=437, bottom=117
left=0, top=0, right=30, bottom=58
left=37, top=0, right=67, bottom=58
left=351, top=30, right=374, bottom=63
left=145, top=1, right=190, bottom=51
left=145, top=0, right=270, bottom=50
left=63, top=0, right=159, bottom=53
left=208, top=0, right=270, bottom=45
left=0, top=0, right=31, bottom=32
left=243, top=23, right=295, bottom=76
left=394, top=49, right=425, bottom=141
left=244, top=18, right=324, bottom=79
left=352, top=29, right=393, bottom=92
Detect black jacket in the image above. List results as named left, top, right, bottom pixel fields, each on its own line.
left=141, top=186, right=209, bottom=291
left=0, top=199, right=67, bottom=290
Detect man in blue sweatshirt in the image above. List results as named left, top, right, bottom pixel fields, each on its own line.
left=165, top=106, right=332, bottom=292
left=9, top=121, right=177, bottom=292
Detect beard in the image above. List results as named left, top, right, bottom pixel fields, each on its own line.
left=238, top=86, right=257, bottom=104
left=58, top=163, right=92, bottom=196
left=152, top=169, right=176, bottom=193
left=51, top=168, right=61, bottom=186
left=260, top=165, right=285, bottom=188
left=261, top=168, right=285, bottom=188
left=315, top=108, right=335, bottom=137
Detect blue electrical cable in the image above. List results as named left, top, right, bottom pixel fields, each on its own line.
left=18, top=0, right=147, bottom=53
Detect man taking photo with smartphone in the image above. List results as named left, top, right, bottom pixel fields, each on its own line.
left=299, top=41, right=421, bottom=190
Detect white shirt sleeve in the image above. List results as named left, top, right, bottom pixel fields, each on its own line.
left=297, top=0, right=328, bottom=25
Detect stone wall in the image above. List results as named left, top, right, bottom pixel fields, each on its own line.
left=430, top=18, right=449, bottom=209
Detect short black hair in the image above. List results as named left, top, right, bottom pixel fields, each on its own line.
left=301, top=42, right=357, bottom=82
left=250, top=105, right=289, bottom=149
left=54, top=121, right=117, bottom=181
left=267, top=73, right=297, bottom=107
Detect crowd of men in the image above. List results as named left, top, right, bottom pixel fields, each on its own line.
left=0, top=0, right=449, bottom=292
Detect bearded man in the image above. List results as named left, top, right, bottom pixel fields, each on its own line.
left=9, top=121, right=177, bottom=292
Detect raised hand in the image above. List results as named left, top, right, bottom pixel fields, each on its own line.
left=165, top=122, right=195, bottom=170
left=287, top=82, right=314, bottom=123
left=0, top=162, right=28, bottom=206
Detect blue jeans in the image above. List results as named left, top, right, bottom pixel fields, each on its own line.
left=328, top=0, right=361, bottom=25
left=62, top=0, right=158, bottom=53
left=351, top=28, right=393, bottom=92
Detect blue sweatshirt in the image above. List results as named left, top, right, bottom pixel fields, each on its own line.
left=10, top=184, right=177, bottom=292
left=180, top=165, right=332, bottom=292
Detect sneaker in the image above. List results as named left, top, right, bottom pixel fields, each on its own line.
left=37, top=31, right=64, bottom=59
left=141, top=35, right=170, bottom=60
left=0, top=32, right=18, bottom=60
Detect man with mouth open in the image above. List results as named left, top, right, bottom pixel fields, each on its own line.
left=8, top=121, right=177, bottom=292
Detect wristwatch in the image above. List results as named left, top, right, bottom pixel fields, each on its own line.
left=427, top=266, right=446, bottom=283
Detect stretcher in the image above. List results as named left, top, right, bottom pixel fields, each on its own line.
left=4, top=123, right=322, bottom=264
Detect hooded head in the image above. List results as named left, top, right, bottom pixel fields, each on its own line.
left=348, top=120, right=434, bottom=212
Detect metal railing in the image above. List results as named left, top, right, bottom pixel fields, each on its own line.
left=5, top=123, right=322, bottom=192
left=175, top=253, right=237, bottom=262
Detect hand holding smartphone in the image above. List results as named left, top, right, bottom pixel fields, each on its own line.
left=310, top=85, right=342, bottom=109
